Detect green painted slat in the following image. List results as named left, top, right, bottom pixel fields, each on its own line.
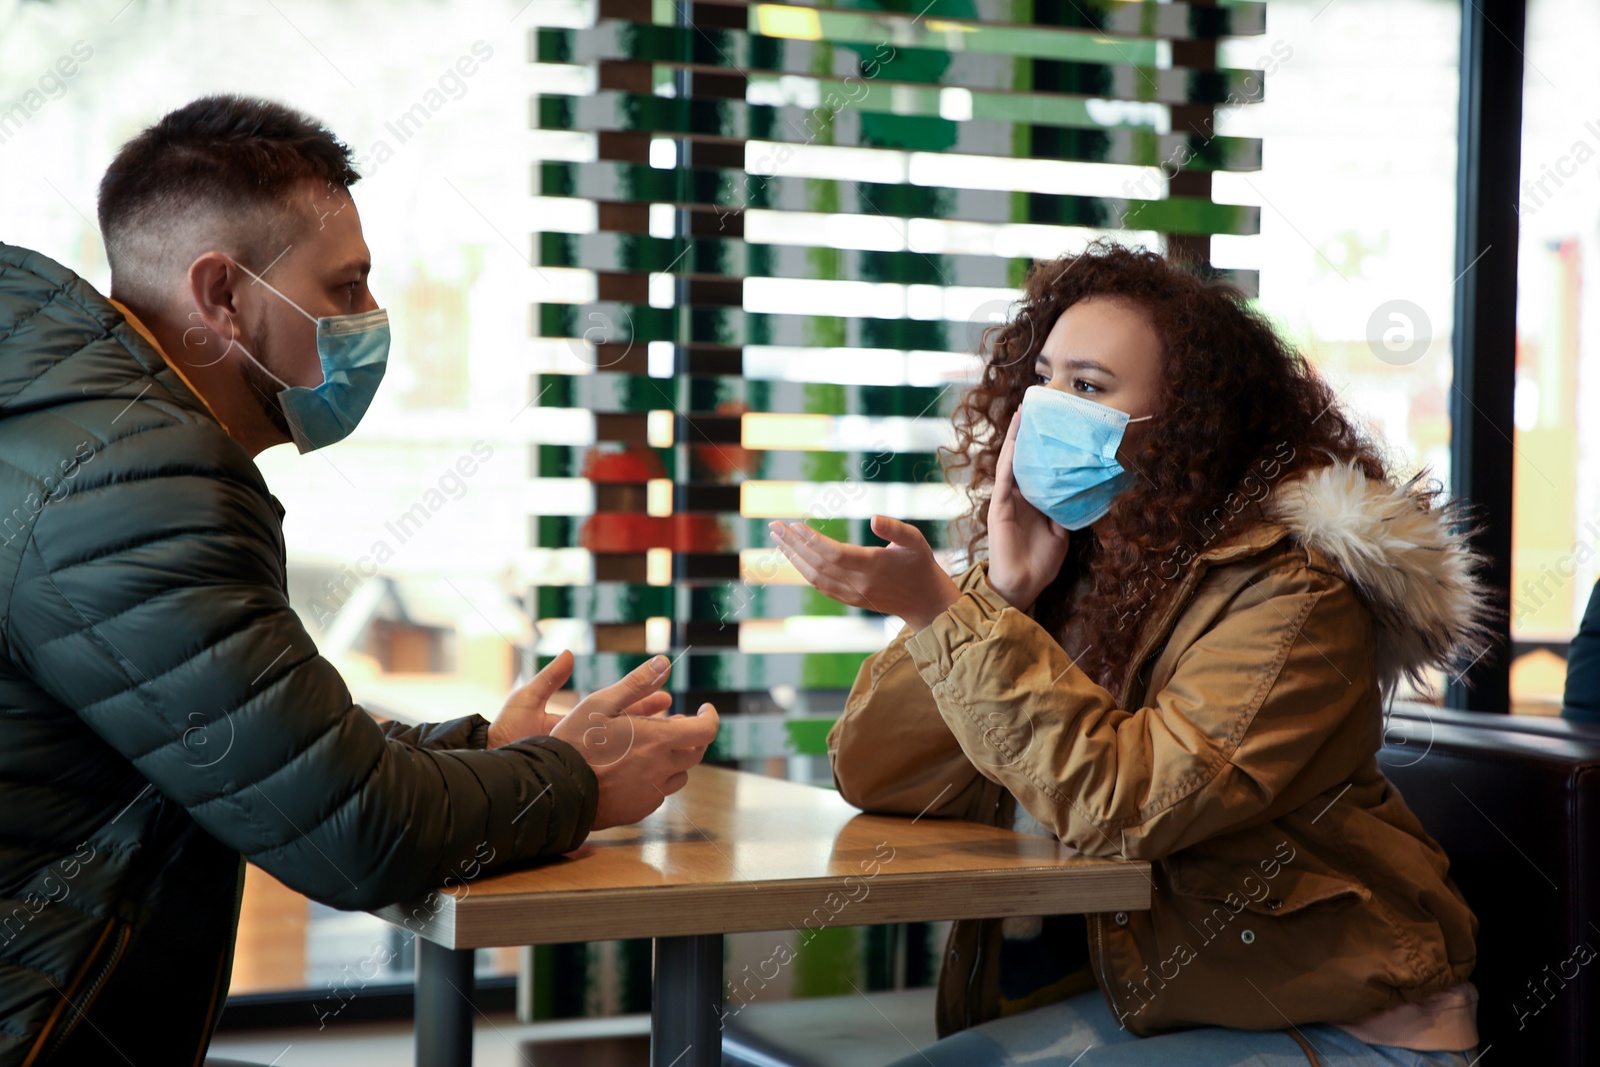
left=549, top=85, right=1166, bottom=134
left=596, top=0, right=1266, bottom=50
left=572, top=126, right=1263, bottom=171
left=536, top=233, right=1026, bottom=287
left=784, top=716, right=836, bottom=756
left=578, top=33, right=1257, bottom=105
left=534, top=187, right=1255, bottom=235
left=540, top=651, right=876, bottom=688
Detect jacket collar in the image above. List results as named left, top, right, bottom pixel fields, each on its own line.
left=1201, top=460, right=1498, bottom=700
left=108, top=297, right=229, bottom=431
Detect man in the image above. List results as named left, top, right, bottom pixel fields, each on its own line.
left=0, top=94, right=718, bottom=1066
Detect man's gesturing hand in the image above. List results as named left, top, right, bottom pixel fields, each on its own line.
left=546, top=654, right=720, bottom=830
left=488, top=649, right=588, bottom=749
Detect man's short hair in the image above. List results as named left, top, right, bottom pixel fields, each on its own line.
left=97, top=94, right=360, bottom=306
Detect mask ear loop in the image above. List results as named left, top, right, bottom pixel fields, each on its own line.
left=1116, top=413, right=1157, bottom=494
left=224, top=258, right=322, bottom=392
left=233, top=259, right=321, bottom=325
left=230, top=331, right=313, bottom=448
left=182, top=268, right=274, bottom=370
left=222, top=259, right=319, bottom=445
left=229, top=336, right=291, bottom=390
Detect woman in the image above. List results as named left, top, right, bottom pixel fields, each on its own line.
left=769, top=241, right=1494, bottom=1066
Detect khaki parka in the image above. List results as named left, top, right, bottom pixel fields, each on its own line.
left=829, top=460, right=1492, bottom=1041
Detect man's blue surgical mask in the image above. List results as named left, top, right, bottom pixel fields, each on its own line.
left=230, top=262, right=390, bottom=453
left=1010, top=384, right=1153, bottom=531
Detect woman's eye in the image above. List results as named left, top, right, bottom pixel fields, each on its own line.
left=1073, top=378, right=1100, bottom=394
left=1032, top=371, right=1050, bottom=386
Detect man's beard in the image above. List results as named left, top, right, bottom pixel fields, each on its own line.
left=237, top=316, right=295, bottom=442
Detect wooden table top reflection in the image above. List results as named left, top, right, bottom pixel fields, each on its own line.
left=375, top=766, right=1152, bottom=949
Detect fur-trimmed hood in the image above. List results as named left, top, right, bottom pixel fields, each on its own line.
left=1257, top=460, right=1500, bottom=701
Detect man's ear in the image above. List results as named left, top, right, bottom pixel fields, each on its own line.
left=183, top=252, right=249, bottom=363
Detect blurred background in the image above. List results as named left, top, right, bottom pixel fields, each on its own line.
left=0, top=0, right=1593, bottom=1046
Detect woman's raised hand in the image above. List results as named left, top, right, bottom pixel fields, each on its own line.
left=769, top=514, right=961, bottom=633
left=988, top=409, right=1072, bottom=613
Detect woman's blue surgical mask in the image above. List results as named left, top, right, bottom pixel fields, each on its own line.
left=1010, top=384, right=1153, bottom=531
left=230, top=261, right=390, bottom=453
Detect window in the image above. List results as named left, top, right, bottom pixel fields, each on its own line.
left=1510, top=0, right=1600, bottom=712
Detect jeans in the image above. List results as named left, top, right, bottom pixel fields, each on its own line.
left=882, top=990, right=1480, bottom=1067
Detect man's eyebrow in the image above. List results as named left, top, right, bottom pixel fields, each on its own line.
left=332, top=259, right=371, bottom=279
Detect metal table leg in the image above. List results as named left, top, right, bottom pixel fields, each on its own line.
left=416, top=939, right=475, bottom=1067
left=652, top=933, right=724, bottom=1067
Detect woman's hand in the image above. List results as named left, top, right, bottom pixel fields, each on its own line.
left=987, top=410, right=1071, bottom=613
left=770, top=514, right=961, bottom=633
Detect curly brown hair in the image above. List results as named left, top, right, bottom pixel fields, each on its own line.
left=943, top=239, right=1393, bottom=703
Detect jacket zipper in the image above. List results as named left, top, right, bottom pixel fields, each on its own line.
left=34, top=920, right=130, bottom=1063
left=1091, top=571, right=1203, bottom=1033
left=1118, top=567, right=1207, bottom=705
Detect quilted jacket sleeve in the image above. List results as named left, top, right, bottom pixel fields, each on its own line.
left=4, top=421, right=597, bottom=912
left=377, top=714, right=492, bottom=751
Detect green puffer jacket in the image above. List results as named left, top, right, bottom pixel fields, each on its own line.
left=0, top=243, right=598, bottom=1066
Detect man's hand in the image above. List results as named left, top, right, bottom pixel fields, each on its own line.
left=488, top=649, right=591, bottom=749
left=544, top=655, right=720, bottom=830
left=987, top=409, right=1071, bottom=613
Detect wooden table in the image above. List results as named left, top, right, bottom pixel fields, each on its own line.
left=373, top=767, right=1151, bottom=1067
